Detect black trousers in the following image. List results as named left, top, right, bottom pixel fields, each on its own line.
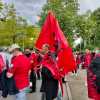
left=0, top=73, right=2, bottom=90
left=30, top=71, right=36, bottom=92
left=37, top=69, right=40, bottom=80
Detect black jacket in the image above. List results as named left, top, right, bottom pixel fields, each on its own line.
left=40, top=67, right=58, bottom=100
left=90, top=56, right=100, bottom=93
left=90, top=56, right=100, bottom=77
left=0, top=70, right=19, bottom=98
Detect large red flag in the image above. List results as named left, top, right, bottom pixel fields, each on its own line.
left=35, top=11, right=76, bottom=75
left=54, top=20, right=76, bottom=75
left=35, top=12, right=56, bottom=49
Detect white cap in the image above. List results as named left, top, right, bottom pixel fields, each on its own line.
left=10, top=44, right=20, bottom=52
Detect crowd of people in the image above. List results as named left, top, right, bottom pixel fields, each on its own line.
left=0, top=43, right=100, bottom=100
left=74, top=47, right=100, bottom=100
left=0, top=44, right=64, bottom=100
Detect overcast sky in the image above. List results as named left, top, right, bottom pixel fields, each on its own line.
left=79, top=0, right=100, bottom=13
left=3, top=0, right=100, bottom=24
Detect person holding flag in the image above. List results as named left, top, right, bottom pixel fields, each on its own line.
left=35, top=11, right=76, bottom=100
left=35, top=11, right=76, bottom=76
left=40, top=44, right=60, bottom=100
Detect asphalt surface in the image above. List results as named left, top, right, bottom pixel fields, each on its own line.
left=0, top=69, right=88, bottom=100
left=1, top=80, right=42, bottom=100
left=1, top=80, right=68, bottom=100
left=67, top=69, right=88, bottom=100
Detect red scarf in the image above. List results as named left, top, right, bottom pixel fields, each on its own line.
left=41, top=53, right=64, bottom=95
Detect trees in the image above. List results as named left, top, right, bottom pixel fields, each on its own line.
left=0, top=0, right=100, bottom=49
left=75, top=11, right=96, bottom=48
left=38, top=0, right=100, bottom=49
left=0, top=2, right=40, bottom=47
left=0, top=0, right=3, bottom=11
left=38, top=0, right=79, bottom=45
left=91, top=8, right=100, bottom=47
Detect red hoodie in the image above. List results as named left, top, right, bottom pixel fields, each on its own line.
left=9, top=54, right=31, bottom=90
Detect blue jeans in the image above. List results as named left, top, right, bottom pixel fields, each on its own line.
left=15, top=87, right=28, bottom=100
left=56, top=85, right=62, bottom=100
left=56, top=95, right=62, bottom=100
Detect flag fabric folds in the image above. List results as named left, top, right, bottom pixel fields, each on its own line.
left=35, top=11, right=76, bottom=75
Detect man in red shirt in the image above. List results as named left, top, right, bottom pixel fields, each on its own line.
left=7, top=44, right=31, bottom=100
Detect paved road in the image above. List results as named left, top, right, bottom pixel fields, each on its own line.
left=1, top=80, right=68, bottom=100
left=1, top=80, right=42, bottom=100
left=67, top=69, right=88, bottom=100
left=0, top=69, right=88, bottom=100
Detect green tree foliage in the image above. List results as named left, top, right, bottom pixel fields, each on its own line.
left=91, top=8, right=100, bottom=47
left=0, top=0, right=100, bottom=49
left=0, top=0, right=3, bottom=11
left=38, top=0, right=79, bottom=45
left=0, top=2, right=40, bottom=48
left=75, top=11, right=96, bottom=48
left=38, top=0, right=100, bottom=49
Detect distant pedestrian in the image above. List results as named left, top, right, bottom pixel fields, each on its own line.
left=83, top=49, right=91, bottom=69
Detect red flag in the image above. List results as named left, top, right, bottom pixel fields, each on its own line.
left=35, top=11, right=76, bottom=75
left=54, top=20, right=76, bottom=75
left=35, top=12, right=56, bottom=49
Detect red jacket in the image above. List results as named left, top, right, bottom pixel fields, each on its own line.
left=41, top=52, right=64, bottom=95
left=76, top=54, right=81, bottom=67
left=30, top=53, right=42, bottom=71
left=30, top=53, right=38, bottom=70
left=9, top=54, right=31, bottom=90
left=84, top=53, right=91, bottom=68
left=0, top=55, right=5, bottom=73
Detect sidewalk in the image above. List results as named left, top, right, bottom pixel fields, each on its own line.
left=1, top=70, right=88, bottom=100
left=67, top=69, right=88, bottom=100
left=1, top=80, right=68, bottom=100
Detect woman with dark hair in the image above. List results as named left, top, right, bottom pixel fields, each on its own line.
left=40, top=44, right=59, bottom=100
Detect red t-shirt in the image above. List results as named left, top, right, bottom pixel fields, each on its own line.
left=9, top=54, right=31, bottom=90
